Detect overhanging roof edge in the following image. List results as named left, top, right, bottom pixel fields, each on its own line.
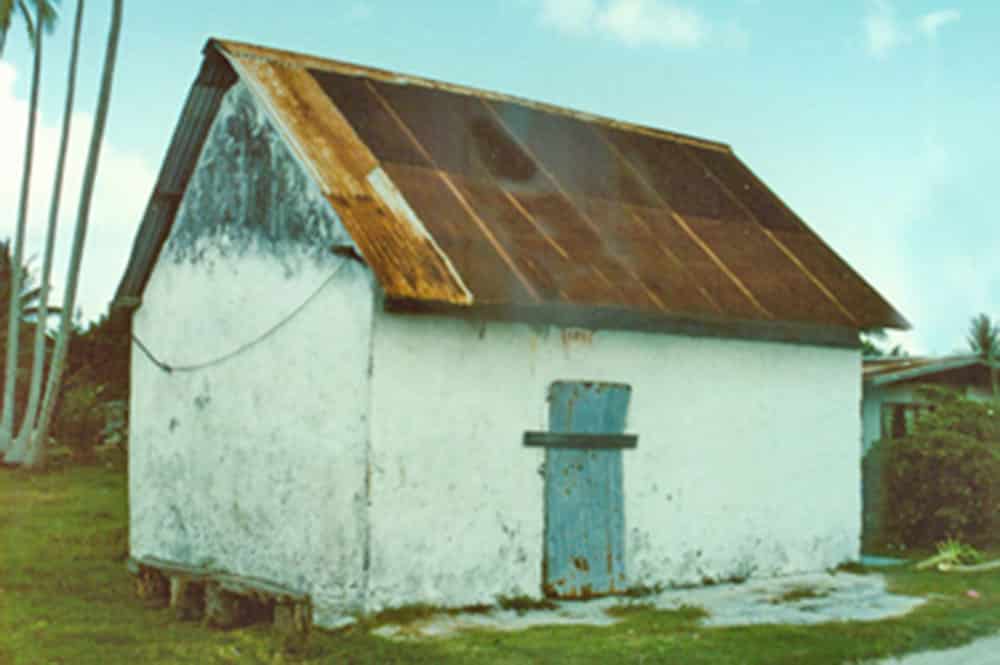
left=866, top=356, right=987, bottom=386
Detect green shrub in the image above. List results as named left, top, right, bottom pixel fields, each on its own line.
left=51, top=383, right=107, bottom=459
left=883, top=386, right=1000, bottom=548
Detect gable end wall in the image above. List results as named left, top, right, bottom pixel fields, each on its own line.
left=129, top=80, right=375, bottom=620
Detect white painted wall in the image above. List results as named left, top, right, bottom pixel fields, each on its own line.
left=366, top=314, right=862, bottom=611
left=131, top=252, right=373, bottom=618
left=130, top=81, right=375, bottom=622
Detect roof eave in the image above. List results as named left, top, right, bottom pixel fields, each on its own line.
left=865, top=356, right=985, bottom=386
left=112, top=46, right=238, bottom=311
left=385, top=298, right=862, bottom=349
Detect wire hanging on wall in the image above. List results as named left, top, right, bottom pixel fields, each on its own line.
left=132, top=258, right=350, bottom=374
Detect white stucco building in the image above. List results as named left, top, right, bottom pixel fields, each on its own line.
left=115, top=40, right=907, bottom=627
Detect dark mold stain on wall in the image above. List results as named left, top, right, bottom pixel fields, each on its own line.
left=167, top=82, right=349, bottom=273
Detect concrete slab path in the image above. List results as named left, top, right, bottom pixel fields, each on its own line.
left=373, top=571, right=925, bottom=639
left=868, top=633, right=1000, bottom=665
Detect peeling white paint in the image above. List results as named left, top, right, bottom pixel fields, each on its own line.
left=132, top=249, right=374, bottom=620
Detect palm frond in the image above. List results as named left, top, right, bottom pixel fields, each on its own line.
left=7, top=0, right=58, bottom=43
left=0, top=0, right=15, bottom=31
left=16, top=0, right=34, bottom=40
left=29, top=0, right=58, bottom=34
left=967, top=313, right=999, bottom=359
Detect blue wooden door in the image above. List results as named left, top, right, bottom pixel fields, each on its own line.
left=544, top=381, right=630, bottom=598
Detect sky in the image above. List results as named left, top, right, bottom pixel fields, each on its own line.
left=1, top=0, right=997, bottom=354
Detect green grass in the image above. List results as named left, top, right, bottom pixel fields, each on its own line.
left=3, top=461, right=1000, bottom=664
left=769, top=586, right=830, bottom=604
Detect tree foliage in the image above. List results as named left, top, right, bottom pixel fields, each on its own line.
left=63, top=308, right=130, bottom=400
left=883, top=386, right=1000, bottom=548
left=968, top=313, right=1000, bottom=359
left=0, top=239, right=48, bottom=327
left=0, top=261, right=130, bottom=461
left=861, top=329, right=907, bottom=358
left=968, top=313, right=999, bottom=399
left=47, top=308, right=130, bottom=457
left=0, top=240, right=53, bottom=436
left=0, top=0, right=59, bottom=57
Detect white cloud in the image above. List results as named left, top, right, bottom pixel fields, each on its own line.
left=597, top=0, right=705, bottom=47
left=538, top=0, right=711, bottom=48
left=864, top=0, right=906, bottom=57
left=539, top=0, right=598, bottom=35
left=863, top=2, right=961, bottom=58
left=0, top=61, right=155, bottom=321
left=918, top=9, right=961, bottom=39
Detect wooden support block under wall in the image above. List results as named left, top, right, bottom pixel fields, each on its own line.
left=204, top=583, right=273, bottom=629
left=204, top=583, right=243, bottom=629
left=169, top=576, right=206, bottom=621
left=134, top=567, right=169, bottom=608
left=274, top=601, right=312, bottom=653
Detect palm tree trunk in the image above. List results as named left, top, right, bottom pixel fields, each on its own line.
left=25, top=0, right=123, bottom=468
left=0, top=5, right=41, bottom=458
left=0, top=26, right=8, bottom=58
left=13, top=0, right=85, bottom=456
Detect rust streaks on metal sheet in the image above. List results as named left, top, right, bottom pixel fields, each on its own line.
left=231, top=57, right=372, bottom=193
left=625, top=206, right=722, bottom=314
left=204, top=39, right=907, bottom=331
left=595, top=125, right=772, bottom=319
left=683, top=214, right=851, bottom=325
left=480, top=98, right=666, bottom=313
left=363, top=79, right=543, bottom=304
left=382, top=163, right=538, bottom=305
left=680, top=144, right=858, bottom=327
left=501, top=192, right=569, bottom=260
left=611, top=147, right=770, bottom=317
left=230, top=55, right=471, bottom=305
left=688, top=144, right=907, bottom=328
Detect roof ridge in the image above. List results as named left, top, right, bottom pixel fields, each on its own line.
left=207, top=37, right=733, bottom=154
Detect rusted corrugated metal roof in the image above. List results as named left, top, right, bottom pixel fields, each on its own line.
left=116, top=39, right=909, bottom=335
left=114, top=49, right=236, bottom=305
left=863, top=355, right=985, bottom=385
